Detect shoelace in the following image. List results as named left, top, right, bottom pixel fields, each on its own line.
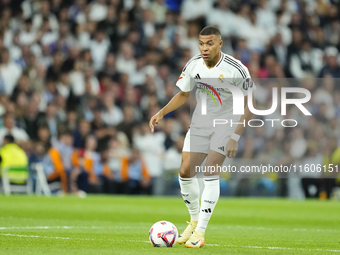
left=180, top=221, right=194, bottom=235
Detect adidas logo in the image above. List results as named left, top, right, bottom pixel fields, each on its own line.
left=201, top=208, right=211, bottom=213
left=184, top=200, right=191, bottom=204
left=204, top=200, right=216, bottom=204
left=194, top=73, right=201, bottom=79
left=218, top=146, right=224, bottom=151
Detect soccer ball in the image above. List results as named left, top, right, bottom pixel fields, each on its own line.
left=149, top=221, right=178, bottom=247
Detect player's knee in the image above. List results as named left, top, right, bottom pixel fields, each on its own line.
left=179, top=168, right=193, bottom=178
left=179, top=158, right=192, bottom=178
left=179, top=153, right=191, bottom=178
left=206, top=151, right=225, bottom=166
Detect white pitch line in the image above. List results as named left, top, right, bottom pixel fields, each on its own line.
left=0, top=226, right=75, bottom=230
left=0, top=226, right=139, bottom=230
left=0, top=233, right=71, bottom=240
left=208, top=224, right=340, bottom=233
left=205, top=244, right=340, bottom=253
left=0, top=233, right=340, bottom=252
left=0, top=233, right=141, bottom=243
left=1, top=233, right=339, bottom=253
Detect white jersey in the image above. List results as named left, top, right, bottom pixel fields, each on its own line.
left=176, top=52, right=256, bottom=129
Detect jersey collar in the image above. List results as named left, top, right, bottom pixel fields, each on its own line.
left=203, top=52, right=224, bottom=70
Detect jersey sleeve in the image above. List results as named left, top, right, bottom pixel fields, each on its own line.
left=175, top=70, right=191, bottom=92
left=233, top=63, right=257, bottom=96
left=176, top=55, right=201, bottom=92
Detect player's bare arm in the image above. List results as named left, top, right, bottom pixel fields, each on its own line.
left=226, top=95, right=256, bottom=158
left=149, top=91, right=190, bottom=133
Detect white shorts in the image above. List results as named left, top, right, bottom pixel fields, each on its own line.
left=183, top=126, right=234, bottom=156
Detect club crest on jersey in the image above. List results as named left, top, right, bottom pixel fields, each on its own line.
left=218, top=74, right=224, bottom=83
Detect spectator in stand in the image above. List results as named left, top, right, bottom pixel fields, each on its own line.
left=117, top=105, right=135, bottom=146
left=319, top=47, right=340, bottom=78
left=94, top=149, right=114, bottom=193
left=32, top=0, right=59, bottom=33
left=73, top=118, right=92, bottom=149
left=320, top=136, right=340, bottom=199
left=0, top=112, right=29, bottom=144
left=289, top=40, right=323, bottom=78
left=133, top=121, right=165, bottom=195
left=300, top=141, right=323, bottom=198
left=101, top=91, right=123, bottom=126
left=0, top=48, right=22, bottom=95
left=71, top=135, right=113, bottom=193
left=181, top=0, right=212, bottom=21
left=207, top=0, right=235, bottom=38
left=28, top=141, right=50, bottom=188
left=46, top=51, right=64, bottom=81
left=0, top=134, right=28, bottom=182
left=240, top=11, right=269, bottom=53
left=91, top=106, right=116, bottom=151
left=46, top=130, right=80, bottom=194
left=90, top=29, right=111, bottom=72
left=120, top=147, right=151, bottom=195
left=164, top=135, right=184, bottom=171
left=35, top=124, right=51, bottom=150
left=56, top=72, right=71, bottom=100
left=267, top=33, right=287, bottom=67
left=36, top=102, right=63, bottom=140
left=83, top=67, right=100, bottom=96
left=23, top=102, right=39, bottom=140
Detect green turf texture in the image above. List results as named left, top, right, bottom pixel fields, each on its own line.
left=0, top=195, right=339, bottom=254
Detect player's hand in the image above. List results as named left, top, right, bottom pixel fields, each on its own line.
left=149, top=111, right=164, bottom=133
left=226, top=139, right=238, bottom=158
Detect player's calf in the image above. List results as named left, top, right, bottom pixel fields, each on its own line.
left=196, top=176, right=220, bottom=232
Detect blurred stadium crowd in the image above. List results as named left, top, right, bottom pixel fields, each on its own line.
left=0, top=0, right=340, bottom=198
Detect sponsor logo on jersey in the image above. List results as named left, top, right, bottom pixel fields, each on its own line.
left=194, top=73, right=223, bottom=107
left=242, top=78, right=254, bottom=90
left=197, top=82, right=223, bottom=106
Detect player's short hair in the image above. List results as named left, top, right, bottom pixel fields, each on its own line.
left=199, top=26, right=221, bottom=37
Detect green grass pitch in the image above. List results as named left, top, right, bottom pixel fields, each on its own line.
left=0, top=195, right=339, bottom=254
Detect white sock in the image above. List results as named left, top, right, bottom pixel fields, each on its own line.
left=196, top=177, right=220, bottom=232
left=179, top=175, right=200, bottom=221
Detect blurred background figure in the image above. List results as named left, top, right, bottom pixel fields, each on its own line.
left=300, top=141, right=323, bottom=198
left=320, top=136, right=340, bottom=199
left=0, top=134, right=28, bottom=170
left=46, top=130, right=79, bottom=194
